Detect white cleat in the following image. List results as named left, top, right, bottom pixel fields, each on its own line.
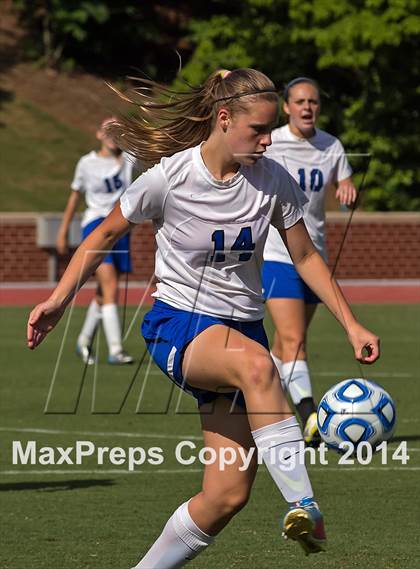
left=76, top=344, right=96, bottom=366
left=108, top=351, right=134, bottom=365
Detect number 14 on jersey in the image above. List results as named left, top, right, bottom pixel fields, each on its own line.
left=211, top=227, right=255, bottom=262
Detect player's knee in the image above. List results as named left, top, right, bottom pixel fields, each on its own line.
left=101, top=281, right=118, bottom=304
left=277, top=331, right=306, bottom=359
left=239, top=351, right=276, bottom=392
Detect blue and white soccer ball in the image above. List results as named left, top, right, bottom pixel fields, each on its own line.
left=317, top=379, right=396, bottom=450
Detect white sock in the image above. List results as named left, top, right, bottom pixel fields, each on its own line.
left=102, top=303, right=123, bottom=356
left=270, top=353, right=284, bottom=390
left=77, top=299, right=101, bottom=347
left=133, top=501, right=214, bottom=568
left=252, top=416, right=313, bottom=503
left=281, top=360, right=312, bottom=405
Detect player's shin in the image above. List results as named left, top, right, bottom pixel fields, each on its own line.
left=102, top=302, right=123, bottom=355
left=270, top=352, right=284, bottom=389
left=77, top=298, right=101, bottom=347
left=132, top=501, right=214, bottom=569
left=251, top=416, right=313, bottom=503
left=281, top=360, right=313, bottom=408
left=281, top=360, right=319, bottom=445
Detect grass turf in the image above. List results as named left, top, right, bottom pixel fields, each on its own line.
left=1, top=304, right=419, bottom=568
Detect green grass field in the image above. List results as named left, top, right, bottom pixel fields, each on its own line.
left=1, top=304, right=419, bottom=568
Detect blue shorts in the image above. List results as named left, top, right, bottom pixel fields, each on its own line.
left=141, top=300, right=269, bottom=408
left=262, top=261, right=320, bottom=304
left=82, top=217, right=132, bottom=273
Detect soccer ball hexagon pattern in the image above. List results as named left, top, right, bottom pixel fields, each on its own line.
left=317, top=379, right=396, bottom=450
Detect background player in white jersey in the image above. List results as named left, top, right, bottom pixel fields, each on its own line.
left=262, top=77, right=357, bottom=446
left=56, top=117, right=135, bottom=365
left=28, top=69, right=379, bottom=567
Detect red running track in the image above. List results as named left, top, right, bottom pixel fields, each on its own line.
left=1, top=282, right=419, bottom=306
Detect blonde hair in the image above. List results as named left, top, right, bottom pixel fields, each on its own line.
left=107, top=68, right=278, bottom=166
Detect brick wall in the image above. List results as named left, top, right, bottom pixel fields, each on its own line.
left=1, top=212, right=419, bottom=282
left=0, top=215, right=50, bottom=281
left=326, top=213, right=420, bottom=279
left=56, top=221, right=156, bottom=282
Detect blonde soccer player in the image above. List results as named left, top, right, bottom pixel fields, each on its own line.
left=262, top=77, right=357, bottom=446
left=28, top=69, right=379, bottom=567
left=56, top=118, right=136, bottom=365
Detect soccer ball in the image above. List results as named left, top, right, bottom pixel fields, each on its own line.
left=317, top=378, right=396, bottom=450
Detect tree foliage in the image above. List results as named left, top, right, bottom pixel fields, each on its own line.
left=13, top=0, right=420, bottom=210
left=289, top=0, right=420, bottom=210
left=14, top=1, right=110, bottom=68
left=180, top=0, right=420, bottom=211
left=13, top=1, right=197, bottom=78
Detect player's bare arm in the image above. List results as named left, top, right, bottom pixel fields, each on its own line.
left=27, top=204, right=132, bottom=350
left=279, top=219, right=380, bottom=364
left=56, top=190, right=82, bottom=255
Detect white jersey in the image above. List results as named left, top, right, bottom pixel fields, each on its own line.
left=71, top=151, right=137, bottom=227
left=120, top=144, right=307, bottom=321
left=263, top=125, right=352, bottom=263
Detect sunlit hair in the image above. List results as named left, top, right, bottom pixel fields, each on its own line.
left=107, top=68, right=278, bottom=166
left=98, top=116, right=118, bottom=131
left=283, top=77, right=320, bottom=102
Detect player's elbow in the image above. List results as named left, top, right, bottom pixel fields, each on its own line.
left=83, top=224, right=120, bottom=255
left=100, top=227, right=121, bottom=249
left=291, top=245, right=317, bottom=267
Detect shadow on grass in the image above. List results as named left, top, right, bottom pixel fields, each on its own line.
left=0, top=478, right=116, bottom=492
left=391, top=434, right=420, bottom=443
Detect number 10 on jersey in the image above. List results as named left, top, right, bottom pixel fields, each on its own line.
left=298, top=168, right=323, bottom=192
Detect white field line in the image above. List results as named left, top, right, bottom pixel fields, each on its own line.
left=393, top=448, right=419, bottom=453
left=0, top=469, right=202, bottom=475
left=0, top=466, right=419, bottom=475
left=0, top=427, right=202, bottom=440
left=1, top=426, right=419, bottom=440
left=314, top=371, right=415, bottom=378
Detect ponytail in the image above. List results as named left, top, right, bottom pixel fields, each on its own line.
left=108, top=68, right=277, bottom=166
